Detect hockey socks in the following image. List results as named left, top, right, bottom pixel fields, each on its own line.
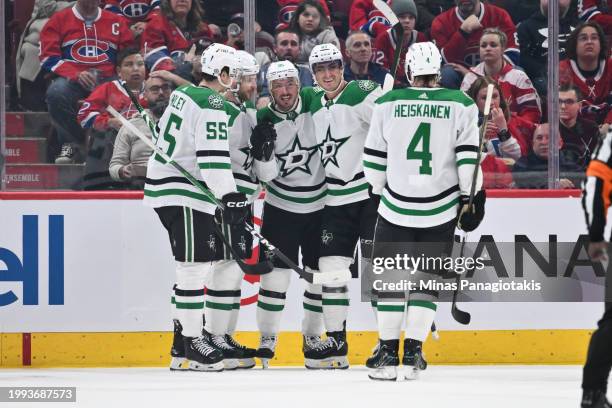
left=256, top=268, right=291, bottom=335
left=204, top=260, right=243, bottom=335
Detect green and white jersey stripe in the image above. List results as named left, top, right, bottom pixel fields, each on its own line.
left=144, top=84, right=236, bottom=214
left=364, top=87, right=482, bottom=228
left=307, top=80, right=383, bottom=206
left=226, top=100, right=261, bottom=202
left=256, top=89, right=327, bottom=214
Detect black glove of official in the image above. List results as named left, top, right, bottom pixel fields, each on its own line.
left=250, top=122, right=277, bottom=161
left=220, top=192, right=249, bottom=225
left=457, top=190, right=486, bottom=232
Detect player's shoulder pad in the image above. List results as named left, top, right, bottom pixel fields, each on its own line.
left=302, top=86, right=325, bottom=114
left=175, top=85, right=227, bottom=111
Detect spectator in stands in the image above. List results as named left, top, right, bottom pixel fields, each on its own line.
left=560, top=22, right=612, bottom=126
left=512, top=123, right=584, bottom=189
left=141, top=0, right=213, bottom=73
left=344, top=31, right=391, bottom=86
left=431, top=0, right=519, bottom=89
left=277, top=0, right=330, bottom=32
left=288, top=0, right=340, bottom=64
left=104, top=0, right=160, bottom=38
left=349, top=0, right=391, bottom=39
left=40, top=0, right=135, bottom=164
left=258, top=29, right=314, bottom=101
left=461, top=28, right=542, bottom=123
left=16, top=0, right=74, bottom=112
left=517, top=0, right=576, bottom=97
left=109, top=76, right=172, bottom=189
left=414, top=0, right=454, bottom=34
left=559, top=83, right=601, bottom=169
left=578, top=0, right=612, bottom=35
left=487, top=0, right=540, bottom=25
left=79, top=48, right=147, bottom=189
left=374, top=0, right=426, bottom=88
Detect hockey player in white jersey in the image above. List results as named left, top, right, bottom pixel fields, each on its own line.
left=363, top=42, right=486, bottom=381
left=143, top=43, right=248, bottom=372
left=250, top=60, right=326, bottom=367
left=305, top=43, right=383, bottom=369
left=202, top=50, right=261, bottom=370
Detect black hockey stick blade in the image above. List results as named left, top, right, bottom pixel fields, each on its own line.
left=451, top=275, right=471, bottom=325
left=237, top=259, right=274, bottom=275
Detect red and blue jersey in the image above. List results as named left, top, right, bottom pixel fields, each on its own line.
left=104, top=0, right=159, bottom=23
left=39, top=6, right=136, bottom=80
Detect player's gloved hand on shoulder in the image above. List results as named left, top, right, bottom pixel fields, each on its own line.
left=220, top=192, right=249, bottom=225
left=457, top=190, right=486, bottom=232
left=250, top=122, right=277, bottom=161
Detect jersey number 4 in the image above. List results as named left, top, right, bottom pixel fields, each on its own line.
left=406, top=122, right=432, bottom=175
left=154, top=113, right=182, bottom=163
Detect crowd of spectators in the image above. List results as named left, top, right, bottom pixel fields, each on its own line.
left=5, top=0, right=612, bottom=190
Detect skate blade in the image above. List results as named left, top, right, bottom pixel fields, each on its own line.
left=368, top=366, right=398, bottom=381
left=304, top=356, right=349, bottom=370
left=236, top=358, right=256, bottom=369
left=260, top=358, right=271, bottom=369
left=188, top=360, right=224, bottom=372
left=223, top=359, right=240, bottom=370
left=403, top=366, right=420, bottom=380
left=312, top=270, right=352, bottom=285
left=169, top=356, right=188, bottom=371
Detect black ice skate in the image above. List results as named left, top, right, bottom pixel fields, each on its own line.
left=304, top=330, right=348, bottom=370
left=402, top=338, right=428, bottom=380
left=256, top=334, right=278, bottom=369
left=183, top=335, right=224, bottom=371
left=169, top=319, right=187, bottom=371
left=225, top=334, right=256, bottom=369
left=582, top=389, right=612, bottom=408
left=366, top=339, right=400, bottom=381
left=204, top=329, right=244, bottom=370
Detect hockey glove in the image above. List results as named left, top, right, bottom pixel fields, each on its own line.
left=457, top=190, right=486, bottom=232
left=250, top=122, right=277, bottom=161
left=220, top=192, right=250, bottom=226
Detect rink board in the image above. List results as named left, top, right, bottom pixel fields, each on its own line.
left=0, top=190, right=602, bottom=366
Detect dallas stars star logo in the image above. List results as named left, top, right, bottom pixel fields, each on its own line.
left=318, top=126, right=349, bottom=167
left=239, top=146, right=254, bottom=171
left=277, top=135, right=317, bottom=177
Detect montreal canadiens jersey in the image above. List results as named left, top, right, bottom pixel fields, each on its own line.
left=144, top=85, right=236, bottom=214
left=364, top=87, right=483, bottom=228
left=77, top=80, right=145, bottom=130
left=431, top=4, right=519, bottom=67
left=308, top=80, right=383, bottom=206
left=39, top=6, right=135, bottom=80
left=225, top=100, right=261, bottom=202
left=256, top=88, right=327, bottom=214
left=104, top=0, right=160, bottom=22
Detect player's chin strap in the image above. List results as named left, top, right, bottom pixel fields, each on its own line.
left=112, top=83, right=345, bottom=285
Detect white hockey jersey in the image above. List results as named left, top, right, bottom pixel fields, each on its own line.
left=143, top=84, right=236, bottom=214
left=308, top=80, right=383, bottom=206
left=225, top=99, right=261, bottom=202
left=255, top=88, right=327, bottom=214
left=364, top=87, right=482, bottom=228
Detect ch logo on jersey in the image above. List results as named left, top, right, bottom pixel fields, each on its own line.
left=319, top=126, right=349, bottom=168
left=321, top=230, right=333, bottom=246
left=122, top=2, right=151, bottom=18
left=239, top=146, right=254, bottom=171
left=277, top=135, right=317, bottom=177
left=69, top=39, right=111, bottom=64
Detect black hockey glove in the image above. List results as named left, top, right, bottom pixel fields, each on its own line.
left=457, top=190, right=486, bottom=232
left=220, top=192, right=249, bottom=226
left=250, top=122, right=277, bottom=161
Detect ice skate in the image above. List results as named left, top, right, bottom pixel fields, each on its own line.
left=183, top=335, right=224, bottom=372
left=256, top=334, right=278, bottom=369
left=582, top=389, right=612, bottom=408
left=366, top=339, right=400, bottom=381
left=204, top=329, right=242, bottom=370
left=225, top=334, right=256, bottom=369
left=402, top=339, right=427, bottom=380
left=169, top=319, right=188, bottom=371
left=304, top=331, right=348, bottom=370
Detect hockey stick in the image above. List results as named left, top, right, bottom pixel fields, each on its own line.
left=107, top=105, right=345, bottom=284
left=374, top=0, right=405, bottom=92
left=451, top=83, right=494, bottom=325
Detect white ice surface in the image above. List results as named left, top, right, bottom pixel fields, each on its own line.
left=1, top=365, right=607, bottom=408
